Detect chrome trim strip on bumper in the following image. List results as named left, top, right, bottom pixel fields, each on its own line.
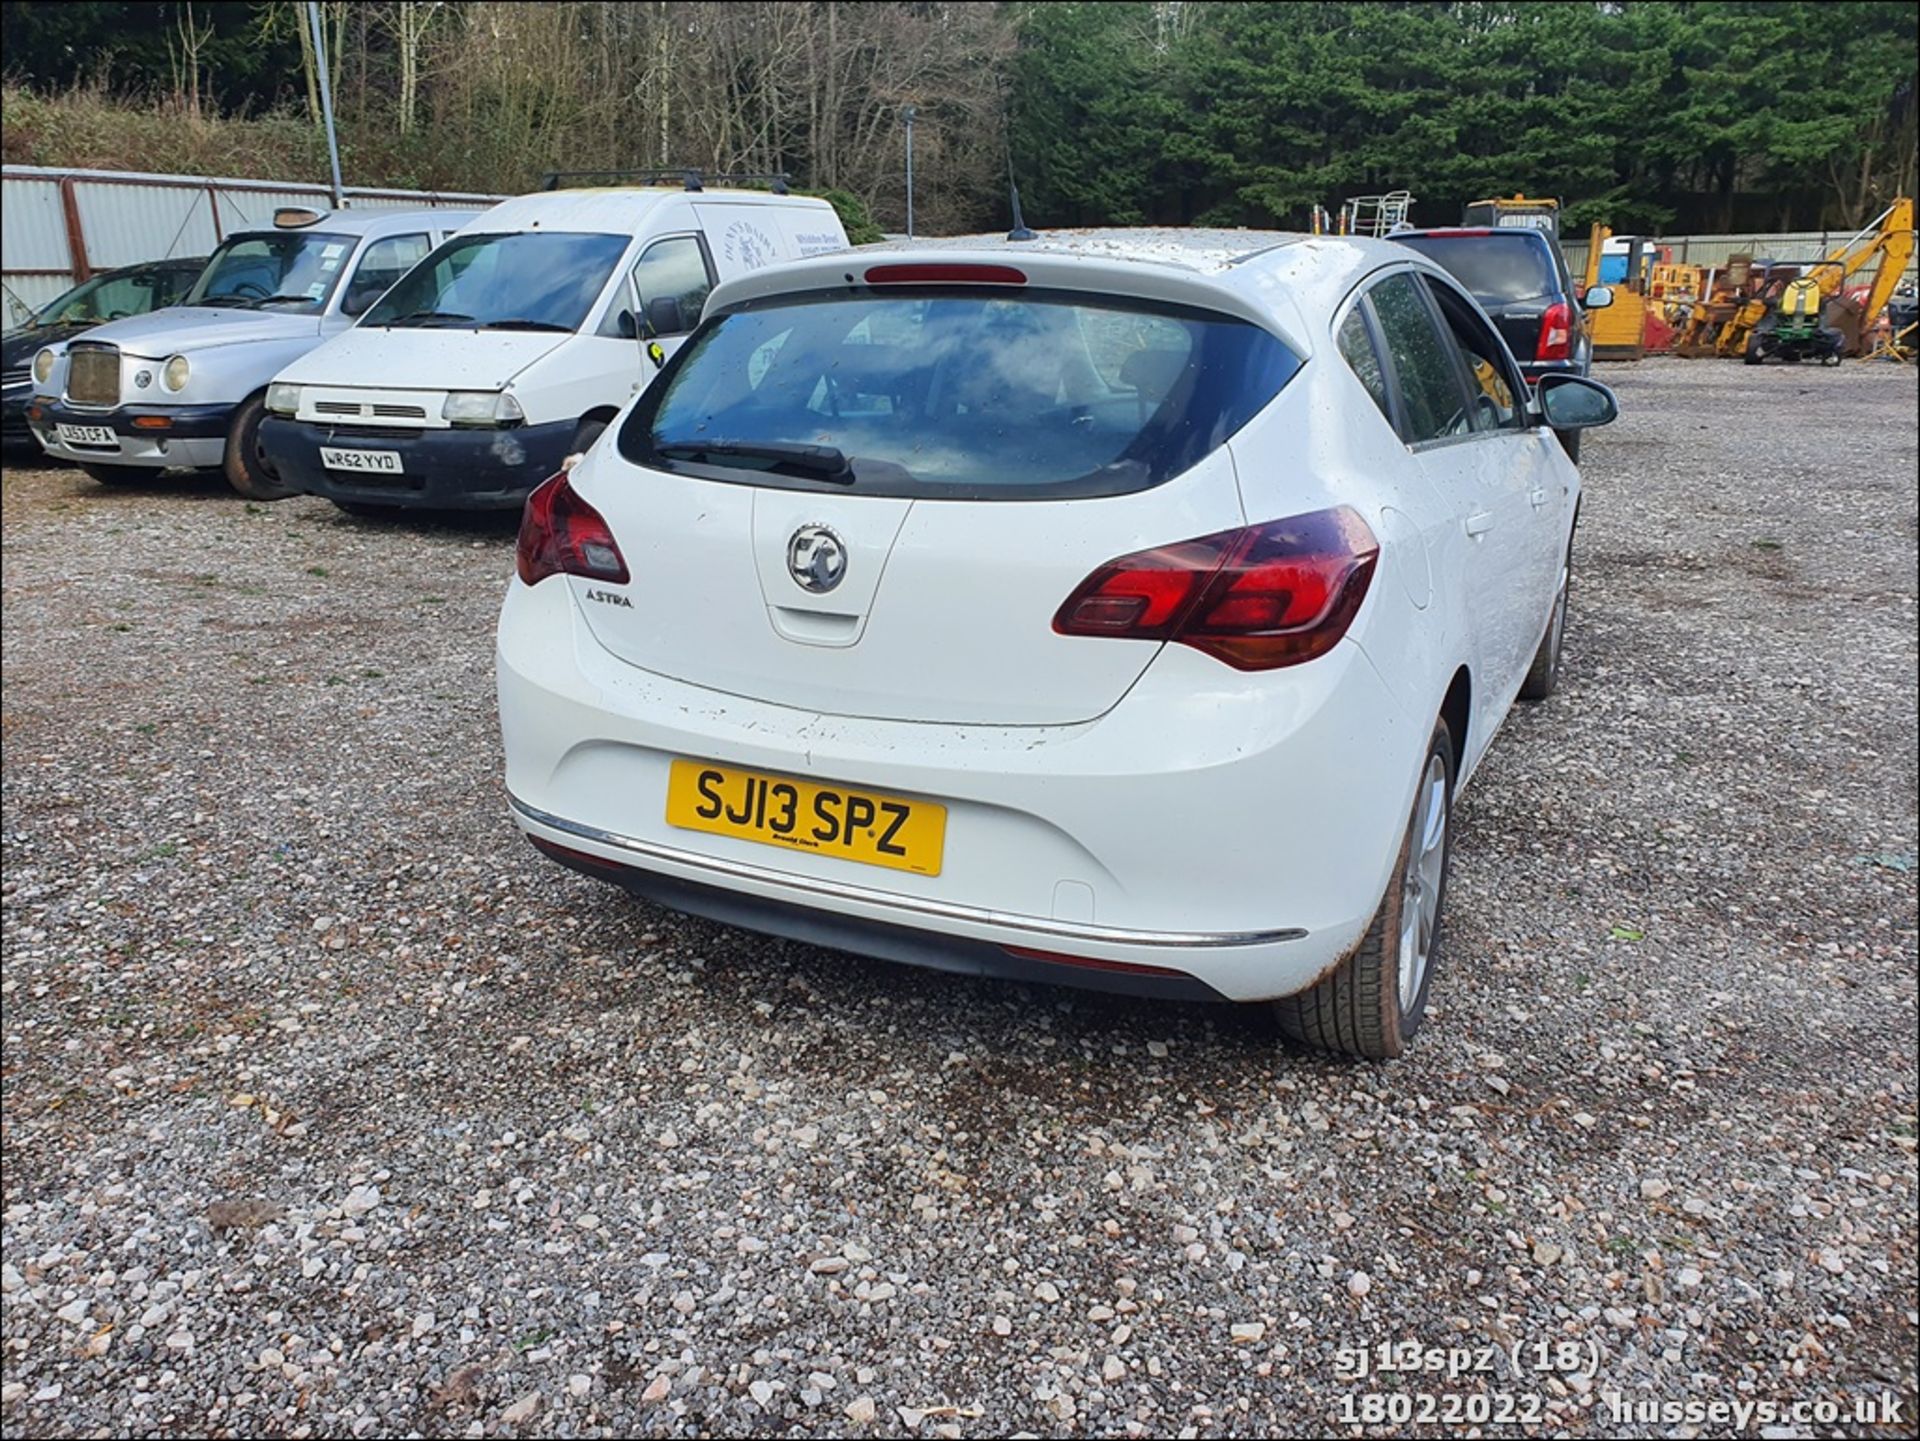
left=507, top=794, right=1308, bottom=950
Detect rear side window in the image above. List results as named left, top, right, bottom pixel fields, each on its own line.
left=1394, top=234, right=1558, bottom=305
left=1367, top=273, right=1469, bottom=444
left=623, top=290, right=1302, bottom=500
left=1336, top=308, right=1393, bottom=427
left=343, top=233, right=431, bottom=314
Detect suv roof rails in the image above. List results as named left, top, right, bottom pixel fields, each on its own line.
left=537, top=169, right=791, bottom=196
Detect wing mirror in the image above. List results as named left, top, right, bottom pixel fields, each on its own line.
left=341, top=285, right=382, bottom=318
left=1583, top=285, right=1614, bottom=311
left=644, top=295, right=687, bottom=337
left=1535, top=373, right=1619, bottom=430
left=615, top=308, right=638, bottom=340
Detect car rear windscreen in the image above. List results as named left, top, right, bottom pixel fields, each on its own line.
left=1395, top=235, right=1559, bottom=305
left=622, top=289, right=1302, bottom=500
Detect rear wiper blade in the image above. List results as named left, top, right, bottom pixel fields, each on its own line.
left=383, top=309, right=475, bottom=328
left=477, top=318, right=572, bottom=332
left=654, top=440, right=854, bottom=482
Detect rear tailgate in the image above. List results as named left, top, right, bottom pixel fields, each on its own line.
left=569, top=268, right=1304, bottom=726
left=570, top=449, right=1247, bottom=725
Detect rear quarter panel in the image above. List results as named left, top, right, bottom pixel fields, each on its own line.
left=1229, top=323, right=1469, bottom=721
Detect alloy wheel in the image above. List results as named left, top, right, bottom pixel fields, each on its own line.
left=1397, top=753, right=1449, bottom=1013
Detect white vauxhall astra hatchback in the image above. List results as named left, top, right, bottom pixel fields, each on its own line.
left=497, top=230, right=1619, bottom=1059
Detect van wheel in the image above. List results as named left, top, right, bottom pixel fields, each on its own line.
left=572, top=416, right=609, bottom=454
left=80, top=463, right=146, bottom=486
left=223, top=394, right=298, bottom=501
left=1272, top=719, right=1454, bottom=1060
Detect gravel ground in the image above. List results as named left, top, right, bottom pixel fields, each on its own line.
left=2, top=359, right=1916, bottom=1440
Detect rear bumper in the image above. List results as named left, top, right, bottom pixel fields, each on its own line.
left=497, top=574, right=1431, bottom=1003
left=525, top=828, right=1231, bottom=1003
left=26, top=396, right=232, bottom=468
left=261, top=416, right=574, bottom=510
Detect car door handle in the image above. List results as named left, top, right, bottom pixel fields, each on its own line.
left=1465, top=511, right=1495, bottom=537
left=1528, top=487, right=1549, bottom=508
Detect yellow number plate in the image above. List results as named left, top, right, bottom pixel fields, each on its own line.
left=665, top=758, right=945, bottom=876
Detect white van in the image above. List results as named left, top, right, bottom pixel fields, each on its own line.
left=259, top=180, right=848, bottom=513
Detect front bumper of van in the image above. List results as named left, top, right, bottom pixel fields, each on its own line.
left=260, top=417, right=576, bottom=510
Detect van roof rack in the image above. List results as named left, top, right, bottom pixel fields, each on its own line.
left=537, top=169, right=790, bottom=196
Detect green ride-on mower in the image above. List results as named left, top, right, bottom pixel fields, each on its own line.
left=1744, top=276, right=1845, bottom=365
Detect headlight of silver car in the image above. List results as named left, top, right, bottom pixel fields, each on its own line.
left=266, top=382, right=303, bottom=416
left=33, top=348, right=56, bottom=385
left=442, top=390, right=526, bottom=427
left=162, top=354, right=191, bottom=391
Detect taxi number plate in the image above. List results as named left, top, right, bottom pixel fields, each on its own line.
left=56, top=424, right=117, bottom=447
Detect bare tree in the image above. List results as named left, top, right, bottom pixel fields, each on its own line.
left=167, top=1, right=216, bottom=119
left=381, top=1, right=446, bottom=136
left=405, top=1, right=1014, bottom=226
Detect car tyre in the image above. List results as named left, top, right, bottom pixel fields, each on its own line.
left=222, top=393, right=299, bottom=501
left=1554, top=428, right=1581, bottom=463
left=1518, top=539, right=1571, bottom=702
left=1272, top=718, right=1454, bottom=1060
left=79, top=462, right=146, bottom=486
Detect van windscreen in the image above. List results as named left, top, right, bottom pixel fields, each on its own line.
left=362, top=231, right=629, bottom=332
left=621, top=289, right=1301, bottom=500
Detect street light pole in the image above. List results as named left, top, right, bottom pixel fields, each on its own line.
left=308, top=0, right=346, bottom=209
left=902, top=105, right=917, bottom=239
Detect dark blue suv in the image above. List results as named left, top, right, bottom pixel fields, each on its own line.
left=1392, top=227, right=1609, bottom=459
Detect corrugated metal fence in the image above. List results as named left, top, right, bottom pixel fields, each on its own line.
left=1561, top=229, right=1919, bottom=289
left=3, top=165, right=503, bottom=327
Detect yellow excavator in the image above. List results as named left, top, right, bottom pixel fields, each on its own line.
left=1675, top=197, right=1914, bottom=362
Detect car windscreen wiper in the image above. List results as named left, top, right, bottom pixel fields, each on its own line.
left=654, top=440, right=855, bottom=483
left=382, top=309, right=476, bottom=328
left=246, top=293, right=322, bottom=308
left=476, top=318, right=573, bottom=332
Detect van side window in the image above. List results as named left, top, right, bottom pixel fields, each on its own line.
left=1366, top=272, right=1472, bottom=444
left=602, top=236, right=715, bottom=339
left=1336, top=307, right=1393, bottom=428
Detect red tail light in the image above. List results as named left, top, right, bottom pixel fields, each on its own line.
left=516, top=473, right=630, bottom=586
left=1536, top=300, right=1572, bottom=361
left=1053, top=506, right=1378, bottom=671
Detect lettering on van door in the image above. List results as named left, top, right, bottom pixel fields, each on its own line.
left=719, top=219, right=779, bottom=271
left=792, top=230, right=843, bottom=256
